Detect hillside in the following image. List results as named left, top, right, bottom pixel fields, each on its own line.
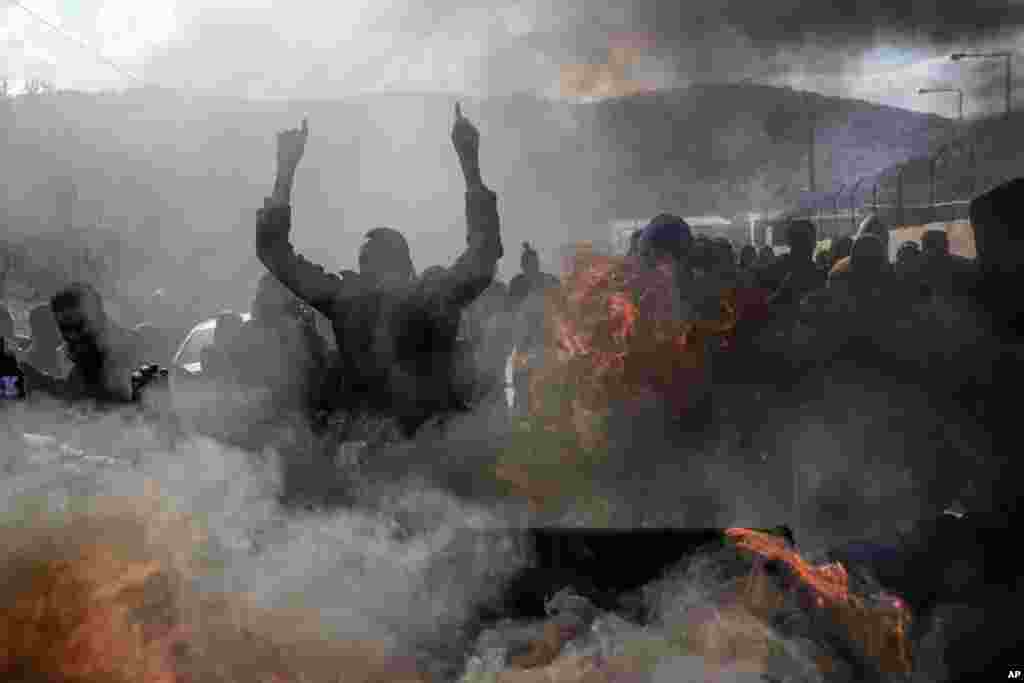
left=1, top=84, right=946, bottom=306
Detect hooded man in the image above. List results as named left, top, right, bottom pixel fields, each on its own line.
left=20, top=282, right=145, bottom=403
left=255, top=106, right=502, bottom=438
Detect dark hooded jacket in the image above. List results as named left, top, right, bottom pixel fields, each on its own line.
left=256, top=186, right=502, bottom=436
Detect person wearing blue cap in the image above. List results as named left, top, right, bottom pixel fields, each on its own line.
left=637, top=213, right=693, bottom=269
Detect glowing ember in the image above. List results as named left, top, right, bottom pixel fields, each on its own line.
left=726, top=528, right=914, bottom=675
left=726, top=528, right=852, bottom=606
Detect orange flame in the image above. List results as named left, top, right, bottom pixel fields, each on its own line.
left=726, top=528, right=914, bottom=675
left=540, top=247, right=738, bottom=418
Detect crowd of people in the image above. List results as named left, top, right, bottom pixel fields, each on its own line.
left=0, top=106, right=1019, bottom=520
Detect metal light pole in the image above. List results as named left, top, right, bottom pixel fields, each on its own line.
left=804, top=91, right=817, bottom=193
left=896, top=164, right=907, bottom=227
left=848, top=178, right=865, bottom=231
left=829, top=183, right=845, bottom=237
left=929, top=145, right=952, bottom=213
left=918, top=87, right=964, bottom=123
left=737, top=74, right=817, bottom=193
left=951, top=51, right=1013, bottom=117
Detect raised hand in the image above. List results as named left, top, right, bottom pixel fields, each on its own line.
left=276, top=117, right=309, bottom=173
left=452, top=103, right=482, bottom=187
left=452, top=102, right=481, bottom=158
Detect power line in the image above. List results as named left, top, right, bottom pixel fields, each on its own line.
left=7, top=0, right=145, bottom=84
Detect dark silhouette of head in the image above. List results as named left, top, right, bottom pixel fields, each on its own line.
left=850, top=233, right=887, bottom=281
left=50, top=282, right=106, bottom=366
left=969, top=178, right=1024, bottom=337
left=739, top=244, right=757, bottom=269
left=521, top=242, right=540, bottom=277
left=359, top=227, right=415, bottom=290
left=639, top=214, right=692, bottom=269
left=921, top=229, right=949, bottom=258
left=856, top=214, right=890, bottom=255
left=29, top=304, right=61, bottom=351
left=970, top=178, right=1024, bottom=276
left=786, top=220, right=817, bottom=261
left=832, top=235, right=854, bottom=263
left=896, top=241, right=921, bottom=269
left=419, top=265, right=448, bottom=290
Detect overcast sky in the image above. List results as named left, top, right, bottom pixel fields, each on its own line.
left=2, top=0, right=1022, bottom=117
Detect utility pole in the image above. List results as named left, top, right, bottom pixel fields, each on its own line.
left=896, top=165, right=906, bottom=228
left=848, top=178, right=864, bottom=232
left=805, top=91, right=817, bottom=193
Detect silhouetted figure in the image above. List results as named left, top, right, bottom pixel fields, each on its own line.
left=738, top=244, right=757, bottom=270
left=20, top=282, right=144, bottom=403
left=757, top=219, right=827, bottom=308
left=829, top=214, right=891, bottom=284
left=736, top=244, right=759, bottom=287
left=756, top=244, right=775, bottom=266
left=230, top=273, right=327, bottom=421
left=916, top=228, right=977, bottom=298
left=255, top=107, right=502, bottom=438
left=895, top=240, right=921, bottom=269
left=457, top=279, right=513, bottom=417
left=508, top=242, right=559, bottom=311
left=830, top=234, right=854, bottom=268
left=200, top=310, right=245, bottom=382
left=814, top=247, right=832, bottom=270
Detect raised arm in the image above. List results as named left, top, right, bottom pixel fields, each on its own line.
left=439, top=104, right=503, bottom=310
left=256, top=118, right=349, bottom=316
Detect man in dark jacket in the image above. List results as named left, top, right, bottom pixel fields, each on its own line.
left=755, top=219, right=826, bottom=307
left=255, top=106, right=502, bottom=438
left=21, top=282, right=144, bottom=403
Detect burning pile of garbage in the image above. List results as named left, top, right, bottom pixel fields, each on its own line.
left=461, top=528, right=913, bottom=682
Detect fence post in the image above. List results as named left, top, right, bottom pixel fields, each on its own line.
left=929, top=158, right=937, bottom=218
